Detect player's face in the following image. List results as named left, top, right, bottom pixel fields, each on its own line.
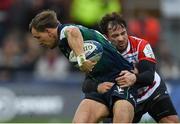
left=106, top=24, right=128, bottom=52
left=31, top=27, right=57, bottom=49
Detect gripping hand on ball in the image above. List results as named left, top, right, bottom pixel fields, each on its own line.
left=80, top=60, right=97, bottom=73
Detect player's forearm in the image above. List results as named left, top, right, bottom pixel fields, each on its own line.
left=66, top=27, right=84, bottom=56
left=66, top=27, right=87, bottom=67
left=136, top=60, right=155, bottom=86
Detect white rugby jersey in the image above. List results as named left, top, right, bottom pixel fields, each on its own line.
left=122, top=36, right=161, bottom=103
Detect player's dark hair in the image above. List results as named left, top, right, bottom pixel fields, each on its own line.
left=99, top=12, right=127, bottom=34
left=29, top=10, right=59, bottom=32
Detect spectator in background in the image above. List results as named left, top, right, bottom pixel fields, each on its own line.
left=128, top=11, right=161, bottom=51
left=0, top=31, right=21, bottom=80
left=8, top=0, right=47, bottom=31
left=0, top=0, right=73, bottom=81
left=70, top=0, right=121, bottom=29
left=0, top=31, right=21, bottom=68
left=0, top=0, right=14, bottom=44
left=34, top=49, right=70, bottom=81
left=8, top=0, right=72, bottom=32
left=47, top=0, right=72, bottom=23
left=19, top=33, right=42, bottom=72
left=158, top=42, right=180, bottom=80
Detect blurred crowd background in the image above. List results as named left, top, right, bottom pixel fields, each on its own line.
left=0, top=0, right=180, bottom=123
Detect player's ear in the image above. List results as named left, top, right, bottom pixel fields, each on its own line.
left=45, top=28, right=49, bottom=33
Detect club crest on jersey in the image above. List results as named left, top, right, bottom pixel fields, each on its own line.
left=143, top=44, right=155, bottom=59
left=115, top=86, right=124, bottom=94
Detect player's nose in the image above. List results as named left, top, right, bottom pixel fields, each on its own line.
left=117, top=36, right=124, bottom=41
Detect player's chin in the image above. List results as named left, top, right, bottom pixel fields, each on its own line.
left=39, top=44, right=48, bottom=49
left=50, top=44, right=57, bottom=49
left=49, top=42, right=58, bottom=49
left=118, top=45, right=126, bottom=51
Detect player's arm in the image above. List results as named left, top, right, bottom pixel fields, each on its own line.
left=116, top=60, right=155, bottom=87
left=135, top=60, right=155, bottom=86
left=65, top=27, right=84, bottom=57
left=65, top=27, right=96, bottom=72
left=116, top=42, right=156, bottom=87
left=135, top=42, right=156, bottom=86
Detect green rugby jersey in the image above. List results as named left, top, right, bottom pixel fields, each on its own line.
left=57, top=24, right=133, bottom=84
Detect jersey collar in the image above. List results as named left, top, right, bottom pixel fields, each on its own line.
left=121, top=40, right=130, bottom=56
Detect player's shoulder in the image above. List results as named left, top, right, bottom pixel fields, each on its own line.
left=60, top=24, right=90, bottom=33
left=129, top=36, right=148, bottom=43
left=129, top=36, right=156, bottom=61
left=129, top=36, right=149, bottom=47
left=62, top=24, right=88, bottom=29
left=59, top=24, right=81, bottom=40
left=60, top=24, right=78, bottom=31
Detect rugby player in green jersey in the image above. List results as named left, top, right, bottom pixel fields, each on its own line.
left=29, top=10, right=138, bottom=123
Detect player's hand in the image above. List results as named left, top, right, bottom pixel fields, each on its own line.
left=115, top=70, right=136, bottom=88
left=97, top=82, right=114, bottom=94
left=79, top=60, right=97, bottom=73
left=131, top=67, right=139, bottom=74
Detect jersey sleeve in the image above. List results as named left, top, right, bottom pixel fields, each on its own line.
left=138, top=40, right=156, bottom=63
left=59, top=25, right=77, bottom=40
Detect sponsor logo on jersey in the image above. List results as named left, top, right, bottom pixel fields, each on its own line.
left=143, top=44, right=155, bottom=59
left=115, top=86, right=124, bottom=94
left=130, top=94, right=133, bottom=98
left=69, top=43, right=96, bottom=62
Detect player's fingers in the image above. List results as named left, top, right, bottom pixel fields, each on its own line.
left=118, top=81, right=129, bottom=87
left=89, top=66, right=94, bottom=71
left=119, top=70, right=128, bottom=76
left=108, top=82, right=114, bottom=86
left=116, top=80, right=126, bottom=86
left=120, top=84, right=128, bottom=88
left=105, top=87, right=111, bottom=91
left=91, top=60, right=97, bottom=65
left=104, top=88, right=110, bottom=93
left=106, top=83, right=114, bottom=88
left=115, top=76, right=124, bottom=82
left=79, top=67, right=84, bottom=72
left=131, top=68, right=138, bottom=74
left=88, top=68, right=93, bottom=73
left=81, top=67, right=91, bottom=73
left=103, top=81, right=113, bottom=84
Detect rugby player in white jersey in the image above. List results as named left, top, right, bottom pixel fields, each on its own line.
left=83, top=12, right=179, bottom=123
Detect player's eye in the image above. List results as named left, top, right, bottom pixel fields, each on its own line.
left=121, top=31, right=126, bottom=35
left=34, top=36, right=40, bottom=40
left=111, top=34, right=119, bottom=38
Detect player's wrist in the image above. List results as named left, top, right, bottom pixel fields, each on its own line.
left=77, top=53, right=87, bottom=67
left=132, top=73, right=137, bottom=84
left=134, top=73, right=138, bottom=83
left=97, top=84, right=103, bottom=93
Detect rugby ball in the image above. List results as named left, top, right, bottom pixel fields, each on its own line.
left=69, top=40, right=103, bottom=67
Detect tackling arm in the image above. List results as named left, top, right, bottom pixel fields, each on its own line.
left=135, top=60, right=155, bottom=86
left=115, top=60, right=155, bottom=87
